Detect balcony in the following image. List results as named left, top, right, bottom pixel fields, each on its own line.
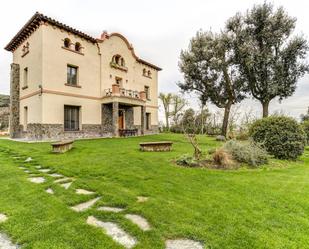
left=102, top=84, right=146, bottom=106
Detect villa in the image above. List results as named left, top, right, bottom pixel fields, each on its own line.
left=5, top=12, right=161, bottom=140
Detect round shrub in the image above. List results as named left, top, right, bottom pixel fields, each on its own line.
left=301, top=120, right=309, bottom=145
left=249, top=116, right=306, bottom=160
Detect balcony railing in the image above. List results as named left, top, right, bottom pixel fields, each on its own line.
left=104, top=84, right=146, bottom=101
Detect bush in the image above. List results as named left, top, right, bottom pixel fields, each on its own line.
left=301, top=120, right=309, bottom=145
left=212, top=148, right=236, bottom=169
left=249, top=116, right=306, bottom=160
left=176, top=154, right=197, bottom=167
left=223, top=140, right=268, bottom=167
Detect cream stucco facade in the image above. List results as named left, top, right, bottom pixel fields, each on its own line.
left=6, top=13, right=161, bottom=139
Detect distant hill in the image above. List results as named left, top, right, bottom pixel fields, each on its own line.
left=0, top=94, right=10, bottom=107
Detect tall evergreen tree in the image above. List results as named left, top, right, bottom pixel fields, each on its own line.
left=227, top=3, right=309, bottom=117
left=179, top=31, right=247, bottom=137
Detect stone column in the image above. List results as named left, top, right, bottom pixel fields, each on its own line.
left=141, top=105, right=146, bottom=135
left=9, top=63, right=20, bottom=138
left=112, top=102, right=119, bottom=137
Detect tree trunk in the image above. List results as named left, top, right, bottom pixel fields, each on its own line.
left=165, top=113, right=169, bottom=130
left=221, top=101, right=232, bottom=137
left=262, top=101, right=270, bottom=118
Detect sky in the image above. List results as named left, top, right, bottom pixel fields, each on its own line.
left=0, top=0, right=308, bottom=121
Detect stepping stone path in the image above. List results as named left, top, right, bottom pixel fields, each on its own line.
left=0, top=213, right=7, bottom=223
left=76, top=189, right=94, bottom=195
left=49, top=173, right=63, bottom=178
left=24, top=170, right=30, bottom=173
left=46, top=188, right=54, bottom=194
left=87, top=216, right=137, bottom=249
left=60, top=182, right=72, bottom=190
left=28, top=177, right=45, bottom=184
left=24, top=157, right=32, bottom=162
left=39, top=169, right=51, bottom=173
left=165, top=239, right=203, bottom=249
left=97, top=206, right=125, bottom=213
left=0, top=233, right=19, bottom=249
left=125, top=214, right=151, bottom=231
left=137, top=196, right=149, bottom=203
left=35, top=166, right=42, bottom=169
left=71, top=197, right=101, bottom=212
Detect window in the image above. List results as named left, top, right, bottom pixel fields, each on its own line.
left=64, top=106, right=80, bottom=131
left=75, top=42, right=81, bottom=52
left=67, top=65, right=78, bottom=85
left=64, top=38, right=71, bottom=48
left=115, top=77, right=123, bottom=86
left=146, top=113, right=151, bottom=130
left=144, top=86, right=150, bottom=100
left=143, top=68, right=146, bottom=76
left=147, top=70, right=152, bottom=78
left=23, top=106, right=28, bottom=131
left=23, top=67, right=28, bottom=87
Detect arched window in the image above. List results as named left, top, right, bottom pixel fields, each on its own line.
left=64, top=38, right=71, bottom=48
left=147, top=70, right=152, bottom=78
left=143, top=68, right=146, bottom=76
left=75, top=42, right=81, bottom=52
left=112, top=55, right=125, bottom=66
left=120, top=58, right=125, bottom=67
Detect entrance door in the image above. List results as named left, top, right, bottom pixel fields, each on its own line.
left=118, top=110, right=124, bottom=129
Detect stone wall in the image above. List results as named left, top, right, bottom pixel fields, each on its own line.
left=101, top=104, right=113, bottom=134
left=9, top=63, right=21, bottom=138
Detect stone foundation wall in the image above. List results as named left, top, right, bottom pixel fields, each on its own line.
left=25, top=123, right=111, bottom=140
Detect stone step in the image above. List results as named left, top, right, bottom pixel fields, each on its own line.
left=76, top=189, right=95, bottom=195
left=0, top=233, right=19, bottom=249
left=71, top=197, right=101, bottom=212
left=87, top=216, right=137, bottom=249
left=28, top=177, right=45, bottom=184
left=46, top=188, right=54, bottom=194
left=38, top=169, right=51, bottom=173
left=0, top=213, right=7, bottom=223
left=124, top=214, right=151, bottom=231
left=60, top=182, right=72, bottom=190
left=165, top=239, right=203, bottom=249
left=97, top=206, right=125, bottom=213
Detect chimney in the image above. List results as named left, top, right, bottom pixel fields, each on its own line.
left=100, top=30, right=108, bottom=40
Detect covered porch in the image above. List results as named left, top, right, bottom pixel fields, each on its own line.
left=101, top=84, right=147, bottom=137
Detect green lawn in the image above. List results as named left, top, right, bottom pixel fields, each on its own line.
left=0, top=134, right=309, bottom=249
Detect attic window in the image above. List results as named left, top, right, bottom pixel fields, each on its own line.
left=21, top=42, right=29, bottom=57
left=147, top=70, right=152, bottom=78
left=143, top=68, right=146, bottom=76
left=110, top=55, right=127, bottom=72
left=64, top=38, right=71, bottom=48
left=75, top=42, right=81, bottom=52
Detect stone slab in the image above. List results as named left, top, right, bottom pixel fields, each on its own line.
left=0, top=213, right=8, bottom=223
left=71, top=197, right=101, bottom=212
left=60, top=182, right=72, bottom=190
left=76, top=189, right=95, bottom=195
left=0, top=233, right=19, bottom=249
left=165, top=239, right=203, bottom=249
left=28, top=177, right=45, bottom=184
left=125, top=214, right=151, bottom=231
left=97, top=206, right=125, bottom=213
left=38, top=169, right=51, bottom=173
left=87, top=216, right=136, bottom=249
left=46, top=188, right=54, bottom=194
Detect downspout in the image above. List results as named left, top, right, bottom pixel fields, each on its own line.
left=96, top=42, right=102, bottom=96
